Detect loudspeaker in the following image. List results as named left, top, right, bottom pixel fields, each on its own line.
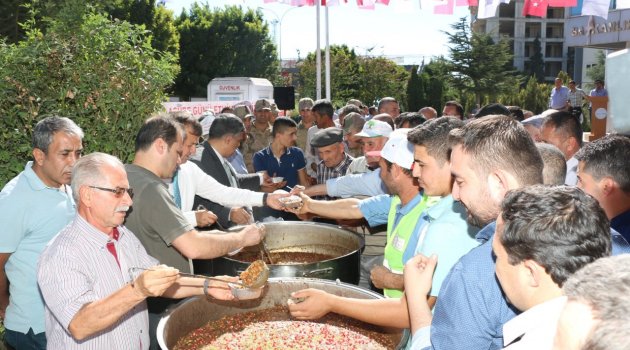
left=273, top=86, right=295, bottom=110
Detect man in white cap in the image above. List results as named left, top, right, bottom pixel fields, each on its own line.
left=288, top=118, right=481, bottom=348
left=291, top=129, right=433, bottom=297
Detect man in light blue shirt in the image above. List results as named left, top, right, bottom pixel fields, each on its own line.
left=549, top=78, right=570, bottom=110
left=0, top=116, right=83, bottom=350
left=288, top=118, right=479, bottom=342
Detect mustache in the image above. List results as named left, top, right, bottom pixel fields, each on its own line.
left=115, top=206, right=130, bottom=213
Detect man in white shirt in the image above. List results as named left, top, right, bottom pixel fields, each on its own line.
left=540, top=111, right=583, bottom=185
left=168, top=113, right=285, bottom=227
left=549, top=78, right=569, bottom=110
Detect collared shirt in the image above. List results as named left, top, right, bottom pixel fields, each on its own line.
left=167, top=161, right=264, bottom=227
left=612, top=209, right=630, bottom=243
left=358, top=193, right=424, bottom=231
left=316, top=153, right=354, bottom=188
left=405, top=195, right=480, bottom=296
left=430, top=222, right=519, bottom=350
left=38, top=216, right=157, bottom=349
left=417, top=221, right=630, bottom=350
left=565, top=156, right=578, bottom=186
left=0, top=161, right=76, bottom=334
left=589, top=87, right=608, bottom=97
left=326, top=168, right=388, bottom=198
left=568, top=88, right=588, bottom=107
left=503, top=296, right=566, bottom=350
left=227, top=149, right=248, bottom=175
left=125, top=164, right=194, bottom=273
left=549, top=86, right=570, bottom=109
left=253, top=146, right=306, bottom=188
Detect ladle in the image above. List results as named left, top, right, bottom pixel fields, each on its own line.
left=239, top=259, right=270, bottom=289
left=128, top=267, right=246, bottom=287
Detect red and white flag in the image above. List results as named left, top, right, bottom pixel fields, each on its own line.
left=522, top=0, right=548, bottom=17
left=376, top=0, right=391, bottom=4
left=548, top=0, right=576, bottom=7
left=581, top=0, right=612, bottom=19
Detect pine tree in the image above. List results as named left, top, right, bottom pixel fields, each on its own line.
left=528, top=37, right=545, bottom=83
left=406, top=66, right=424, bottom=112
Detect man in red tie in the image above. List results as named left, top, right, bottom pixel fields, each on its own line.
left=37, top=152, right=235, bottom=349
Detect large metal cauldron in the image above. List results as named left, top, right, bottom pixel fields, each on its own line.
left=193, top=221, right=364, bottom=284
left=157, top=277, right=407, bottom=349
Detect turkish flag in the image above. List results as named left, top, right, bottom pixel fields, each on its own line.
left=548, top=0, right=576, bottom=6
left=523, top=0, right=548, bottom=17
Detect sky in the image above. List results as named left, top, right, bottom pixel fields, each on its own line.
left=163, top=0, right=470, bottom=65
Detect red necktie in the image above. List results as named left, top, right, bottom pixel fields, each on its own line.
left=106, top=227, right=121, bottom=269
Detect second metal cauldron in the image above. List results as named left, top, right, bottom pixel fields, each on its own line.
left=194, top=221, right=364, bottom=284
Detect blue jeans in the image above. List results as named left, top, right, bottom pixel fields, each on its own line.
left=4, top=328, right=46, bottom=350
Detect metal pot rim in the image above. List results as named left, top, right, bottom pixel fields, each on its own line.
left=157, top=277, right=389, bottom=350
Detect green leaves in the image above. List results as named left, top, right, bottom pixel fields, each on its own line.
left=0, top=13, right=176, bottom=186
left=173, top=5, right=279, bottom=98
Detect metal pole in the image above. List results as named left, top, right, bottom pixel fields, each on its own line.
left=325, top=4, right=331, bottom=100
left=316, top=1, right=322, bottom=100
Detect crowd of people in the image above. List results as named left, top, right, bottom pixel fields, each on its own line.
left=0, top=93, right=629, bottom=350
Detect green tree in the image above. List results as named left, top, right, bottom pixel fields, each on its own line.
left=174, top=5, right=278, bottom=99
left=358, top=56, right=408, bottom=109
left=444, top=17, right=517, bottom=106
left=527, top=36, right=545, bottom=82
left=297, top=45, right=361, bottom=105
left=1, top=0, right=179, bottom=59
left=0, top=13, right=178, bottom=185
left=297, top=46, right=408, bottom=109
left=586, top=50, right=606, bottom=87
left=420, top=57, right=454, bottom=113
left=106, top=0, right=179, bottom=57
left=518, top=76, right=550, bottom=114
left=406, top=65, right=423, bottom=112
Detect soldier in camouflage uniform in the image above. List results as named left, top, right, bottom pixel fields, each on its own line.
left=243, top=99, right=273, bottom=172
left=295, top=98, right=315, bottom=152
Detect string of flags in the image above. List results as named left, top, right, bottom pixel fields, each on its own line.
left=262, top=0, right=627, bottom=19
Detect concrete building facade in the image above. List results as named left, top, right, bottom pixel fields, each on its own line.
left=472, top=0, right=570, bottom=82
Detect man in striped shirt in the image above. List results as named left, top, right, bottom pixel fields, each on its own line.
left=37, top=153, right=234, bottom=349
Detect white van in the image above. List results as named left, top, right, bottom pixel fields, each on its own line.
left=207, top=77, right=274, bottom=103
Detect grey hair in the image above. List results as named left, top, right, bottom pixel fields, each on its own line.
left=71, top=152, right=124, bottom=202
left=562, top=255, right=630, bottom=350
left=33, top=116, right=84, bottom=153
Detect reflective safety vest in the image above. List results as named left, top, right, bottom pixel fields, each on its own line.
left=382, top=194, right=431, bottom=298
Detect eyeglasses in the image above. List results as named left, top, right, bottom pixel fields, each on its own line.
left=89, top=186, right=134, bottom=198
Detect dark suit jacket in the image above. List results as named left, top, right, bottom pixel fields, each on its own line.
left=192, top=142, right=261, bottom=228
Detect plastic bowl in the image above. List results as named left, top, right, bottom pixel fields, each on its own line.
left=278, top=195, right=303, bottom=209
left=272, top=177, right=284, bottom=184
left=229, top=283, right=264, bottom=300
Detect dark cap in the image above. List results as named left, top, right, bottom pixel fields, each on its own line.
left=474, top=103, right=511, bottom=119
left=310, top=127, right=343, bottom=147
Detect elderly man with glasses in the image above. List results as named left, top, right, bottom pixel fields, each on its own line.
left=37, top=153, right=235, bottom=349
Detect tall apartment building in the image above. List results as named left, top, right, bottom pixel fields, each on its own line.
left=471, top=1, right=569, bottom=82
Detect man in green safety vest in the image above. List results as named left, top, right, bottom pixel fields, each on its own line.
left=287, top=117, right=481, bottom=350
left=290, top=128, right=435, bottom=297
